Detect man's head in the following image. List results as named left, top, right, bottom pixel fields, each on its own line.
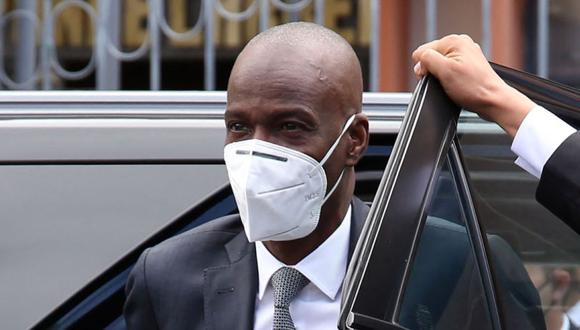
left=224, top=22, right=368, bottom=253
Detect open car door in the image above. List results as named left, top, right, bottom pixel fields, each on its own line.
left=339, top=75, right=503, bottom=330
left=339, top=64, right=580, bottom=330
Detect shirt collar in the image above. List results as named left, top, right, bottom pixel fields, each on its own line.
left=255, top=205, right=352, bottom=300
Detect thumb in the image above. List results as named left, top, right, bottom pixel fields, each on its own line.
left=418, top=48, right=450, bottom=79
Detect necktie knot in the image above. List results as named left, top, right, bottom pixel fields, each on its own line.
left=271, top=267, right=309, bottom=329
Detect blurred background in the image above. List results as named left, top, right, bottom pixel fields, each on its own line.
left=0, top=0, right=578, bottom=92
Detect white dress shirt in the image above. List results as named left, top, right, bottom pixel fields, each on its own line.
left=563, top=302, right=580, bottom=330
left=511, top=105, right=576, bottom=178
left=253, top=206, right=352, bottom=330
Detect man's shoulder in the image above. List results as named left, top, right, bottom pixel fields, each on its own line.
left=164, top=213, right=244, bottom=244
left=124, top=215, right=249, bottom=328
left=145, top=214, right=245, bottom=265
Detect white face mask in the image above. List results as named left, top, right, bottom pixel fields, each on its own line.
left=223, top=115, right=356, bottom=242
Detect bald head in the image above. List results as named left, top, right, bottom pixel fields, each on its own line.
left=228, top=22, right=363, bottom=116
left=248, top=21, right=354, bottom=55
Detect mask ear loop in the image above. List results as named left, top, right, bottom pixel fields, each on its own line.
left=322, top=169, right=345, bottom=204
left=310, top=114, right=356, bottom=204
left=318, top=114, right=356, bottom=167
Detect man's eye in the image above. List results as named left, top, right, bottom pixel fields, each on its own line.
left=229, top=123, right=249, bottom=132
left=281, top=122, right=300, bottom=131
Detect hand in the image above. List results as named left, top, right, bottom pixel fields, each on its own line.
left=412, top=34, right=535, bottom=138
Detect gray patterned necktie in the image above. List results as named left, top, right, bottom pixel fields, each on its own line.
left=271, top=267, right=310, bottom=330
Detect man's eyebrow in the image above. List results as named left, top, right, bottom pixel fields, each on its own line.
left=269, top=107, right=318, bottom=122
left=225, top=106, right=318, bottom=122
left=224, top=108, right=246, bottom=120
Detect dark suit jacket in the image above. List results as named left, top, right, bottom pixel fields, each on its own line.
left=124, top=198, right=368, bottom=330
left=124, top=198, right=544, bottom=330
left=537, top=131, right=580, bottom=235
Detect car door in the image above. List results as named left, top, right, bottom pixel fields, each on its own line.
left=339, top=74, right=502, bottom=330
left=340, top=66, right=580, bottom=330
left=463, top=65, right=580, bottom=330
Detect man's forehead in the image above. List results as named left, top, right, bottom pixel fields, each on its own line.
left=228, top=56, right=330, bottom=106
left=229, top=72, right=323, bottom=99
left=231, top=45, right=326, bottom=82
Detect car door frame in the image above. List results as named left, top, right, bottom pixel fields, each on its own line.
left=339, top=75, right=502, bottom=330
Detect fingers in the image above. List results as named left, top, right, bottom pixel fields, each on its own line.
left=413, top=62, right=422, bottom=79
left=411, top=34, right=466, bottom=59
left=411, top=34, right=475, bottom=78
left=412, top=34, right=468, bottom=63
left=412, top=38, right=447, bottom=67
left=415, top=48, right=450, bottom=79
left=412, top=38, right=450, bottom=79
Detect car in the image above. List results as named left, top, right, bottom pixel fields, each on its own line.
left=0, top=65, right=578, bottom=330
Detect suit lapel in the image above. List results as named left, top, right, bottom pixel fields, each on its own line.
left=204, top=231, right=257, bottom=330
left=339, top=197, right=371, bottom=329
left=348, top=197, right=370, bottom=261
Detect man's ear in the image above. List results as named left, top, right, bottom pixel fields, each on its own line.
left=345, top=112, right=369, bottom=167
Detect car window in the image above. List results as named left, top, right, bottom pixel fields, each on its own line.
left=399, top=156, right=494, bottom=330
left=459, top=64, right=580, bottom=330
left=461, top=131, right=580, bottom=330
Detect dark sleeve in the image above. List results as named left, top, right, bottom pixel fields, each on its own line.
left=536, top=131, right=580, bottom=235
left=124, top=249, right=159, bottom=330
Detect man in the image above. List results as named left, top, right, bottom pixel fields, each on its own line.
left=125, top=22, right=370, bottom=330
left=412, top=34, right=580, bottom=233
left=124, top=24, right=543, bottom=329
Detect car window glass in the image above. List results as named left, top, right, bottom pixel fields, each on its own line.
left=460, top=130, right=580, bottom=330
left=398, top=157, right=494, bottom=330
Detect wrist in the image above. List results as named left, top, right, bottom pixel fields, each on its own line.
left=483, top=82, right=535, bottom=138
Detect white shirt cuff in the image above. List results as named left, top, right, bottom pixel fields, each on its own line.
left=561, top=313, right=570, bottom=330
left=511, top=105, right=576, bottom=178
